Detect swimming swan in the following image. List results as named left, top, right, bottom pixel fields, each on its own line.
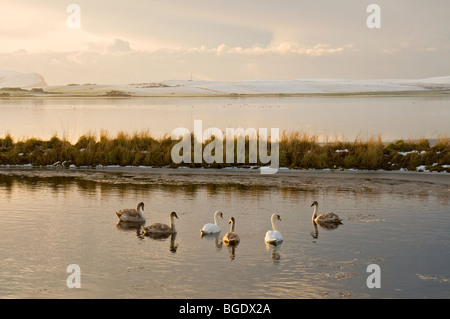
left=116, top=202, right=146, bottom=223
left=200, top=210, right=223, bottom=235
left=141, top=211, right=178, bottom=235
left=223, top=217, right=240, bottom=245
left=311, top=201, right=342, bottom=224
left=265, top=213, right=283, bottom=244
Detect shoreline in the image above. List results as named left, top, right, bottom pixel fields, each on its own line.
left=1, top=90, right=449, bottom=98
left=1, top=167, right=449, bottom=195
left=1, top=78, right=449, bottom=98
left=1, top=133, right=448, bottom=173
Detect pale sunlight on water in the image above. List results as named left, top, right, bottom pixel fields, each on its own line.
left=0, top=170, right=449, bottom=298
left=0, top=95, right=448, bottom=142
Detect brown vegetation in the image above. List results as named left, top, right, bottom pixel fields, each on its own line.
left=0, top=131, right=448, bottom=172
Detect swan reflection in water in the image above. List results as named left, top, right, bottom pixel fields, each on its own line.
left=116, top=220, right=146, bottom=230
left=200, top=232, right=223, bottom=250
left=224, top=241, right=239, bottom=260
left=265, top=242, right=282, bottom=263
left=140, top=231, right=179, bottom=253
left=311, top=219, right=342, bottom=240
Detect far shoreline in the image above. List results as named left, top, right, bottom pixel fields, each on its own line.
left=1, top=77, right=449, bottom=98
left=1, top=89, right=449, bottom=99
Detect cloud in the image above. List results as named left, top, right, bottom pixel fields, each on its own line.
left=163, top=42, right=353, bottom=57
left=107, top=38, right=133, bottom=53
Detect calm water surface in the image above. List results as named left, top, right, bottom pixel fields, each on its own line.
left=1, top=94, right=449, bottom=299
left=0, top=170, right=449, bottom=299
left=0, top=95, right=448, bottom=142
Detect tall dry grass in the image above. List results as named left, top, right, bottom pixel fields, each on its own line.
left=0, top=131, right=448, bottom=171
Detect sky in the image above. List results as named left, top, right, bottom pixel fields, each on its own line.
left=1, top=0, right=449, bottom=85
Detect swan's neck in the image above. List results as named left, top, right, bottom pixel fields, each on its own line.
left=213, top=212, right=219, bottom=225
left=137, top=205, right=146, bottom=220
left=230, top=220, right=235, bottom=233
left=271, top=216, right=278, bottom=232
left=312, top=205, right=318, bottom=222
left=170, top=215, right=176, bottom=231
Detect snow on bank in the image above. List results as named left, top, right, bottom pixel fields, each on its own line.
left=121, top=76, right=450, bottom=95
left=0, top=70, right=47, bottom=88
left=47, top=76, right=449, bottom=96
left=2, top=69, right=449, bottom=96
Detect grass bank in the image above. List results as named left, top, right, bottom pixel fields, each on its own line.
left=0, top=131, right=449, bottom=172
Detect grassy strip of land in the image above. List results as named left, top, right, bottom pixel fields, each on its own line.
left=0, top=132, right=449, bottom=172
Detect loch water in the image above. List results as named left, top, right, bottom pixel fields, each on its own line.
left=0, top=169, right=449, bottom=299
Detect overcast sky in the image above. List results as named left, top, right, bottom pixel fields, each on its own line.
left=1, top=0, right=449, bottom=85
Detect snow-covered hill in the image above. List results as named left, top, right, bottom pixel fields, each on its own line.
left=0, top=70, right=47, bottom=88
left=1, top=69, right=448, bottom=96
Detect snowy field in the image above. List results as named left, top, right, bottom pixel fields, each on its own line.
left=1, top=70, right=449, bottom=97
left=42, top=76, right=450, bottom=96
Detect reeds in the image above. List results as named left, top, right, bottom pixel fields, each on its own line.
left=0, top=131, right=448, bottom=172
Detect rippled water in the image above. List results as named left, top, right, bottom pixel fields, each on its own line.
left=0, top=169, right=449, bottom=299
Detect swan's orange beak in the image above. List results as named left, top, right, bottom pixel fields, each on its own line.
left=278, top=216, right=282, bottom=221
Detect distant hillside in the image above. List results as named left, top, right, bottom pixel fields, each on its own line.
left=0, top=70, right=47, bottom=88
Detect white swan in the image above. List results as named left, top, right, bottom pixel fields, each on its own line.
left=200, top=210, right=223, bottom=235
left=265, top=213, right=283, bottom=244
left=223, top=217, right=240, bottom=245
left=116, top=202, right=146, bottom=223
left=311, top=201, right=342, bottom=224
left=141, top=211, right=178, bottom=235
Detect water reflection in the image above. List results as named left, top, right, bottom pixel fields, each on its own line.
left=200, top=232, right=223, bottom=251
left=316, top=222, right=342, bottom=231
left=1, top=170, right=449, bottom=298
left=224, top=242, right=239, bottom=260
left=266, top=242, right=282, bottom=264
left=310, top=220, right=342, bottom=240
left=311, top=222, right=319, bottom=239
left=116, top=220, right=145, bottom=230
left=139, top=232, right=179, bottom=253
left=1, top=170, right=449, bottom=204
left=0, top=96, right=448, bottom=143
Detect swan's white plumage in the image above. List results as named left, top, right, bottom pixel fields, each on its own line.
left=201, top=210, right=223, bottom=234
left=201, top=223, right=220, bottom=234
left=265, top=214, right=283, bottom=244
